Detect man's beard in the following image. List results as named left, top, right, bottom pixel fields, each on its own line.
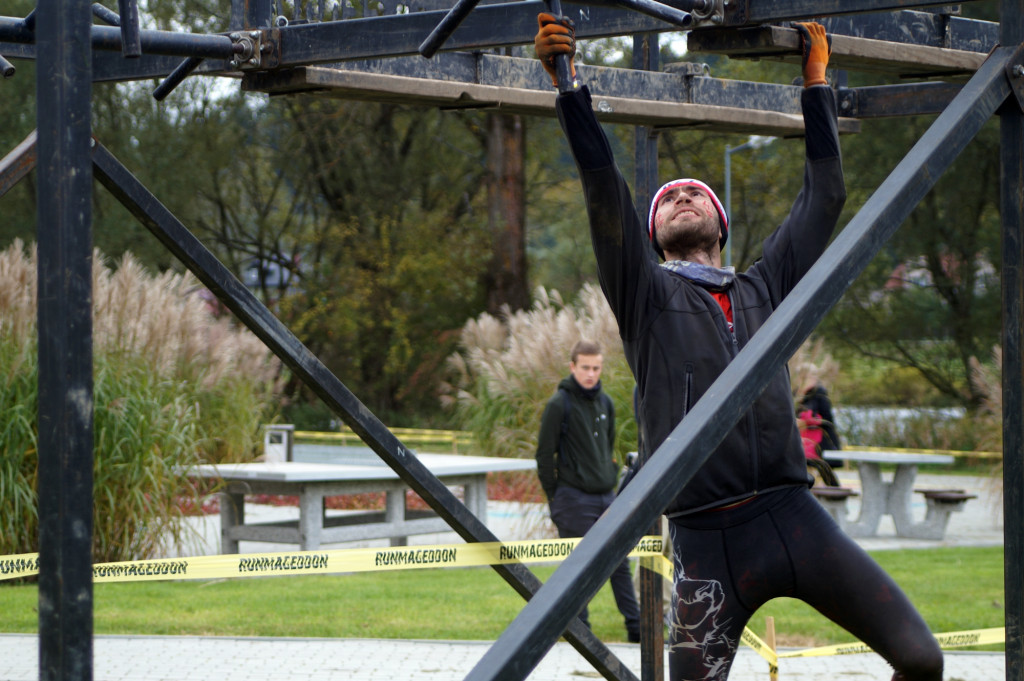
left=656, top=215, right=720, bottom=258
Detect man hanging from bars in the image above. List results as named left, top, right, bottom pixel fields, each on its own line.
left=534, top=15, right=943, bottom=681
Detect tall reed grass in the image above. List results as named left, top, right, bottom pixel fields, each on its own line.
left=0, top=240, right=282, bottom=561
left=443, top=285, right=636, bottom=466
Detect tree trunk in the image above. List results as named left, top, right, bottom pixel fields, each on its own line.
left=484, top=112, right=530, bottom=314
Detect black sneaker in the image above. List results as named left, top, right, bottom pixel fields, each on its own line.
left=627, top=629, right=641, bottom=643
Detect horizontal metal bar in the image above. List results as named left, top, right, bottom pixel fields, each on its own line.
left=839, top=82, right=963, bottom=118
left=463, top=44, right=1015, bottom=681
left=242, top=60, right=864, bottom=136
left=687, top=22, right=988, bottom=79
left=822, top=10, right=998, bottom=52
left=89, top=140, right=638, bottom=681
left=0, top=16, right=234, bottom=60
left=731, top=0, right=983, bottom=24
left=90, top=24, right=234, bottom=58
left=4, top=4, right=997, bottom=79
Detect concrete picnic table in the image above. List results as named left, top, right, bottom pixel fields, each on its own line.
left=821, top=449, right=955, bottom=539
left=187, top=445, right=536, bottom=553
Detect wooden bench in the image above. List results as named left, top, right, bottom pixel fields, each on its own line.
left=907, top=488, right=978, bottom=540
left=811, top=486, right=859, bottom=528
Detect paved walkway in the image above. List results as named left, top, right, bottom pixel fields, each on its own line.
left=0, top=472, right=1007, bottom=680
left=0, top=634, right=1007, bottom=681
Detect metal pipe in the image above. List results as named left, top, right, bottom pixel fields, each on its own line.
left=418, top=0, right=480, bottom=58
left=543, top=0, right=575, bottom=93
left=117, top=0, right=142, bottom=57
left=0, top=18, right=235, bottom=60
left=91, top=3, right=120, bottom=25
left=0, top=53, right=14, bottom=78
left=0, top=16, right=35, bottom=42
left=90, top=24, right=235, bottom=59
left=153, top=56, right=204, bottom=100
left=584, top=0, right=691, bottom=28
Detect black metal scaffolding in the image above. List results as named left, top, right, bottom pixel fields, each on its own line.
left=1, top=1, right=1022, bottom=681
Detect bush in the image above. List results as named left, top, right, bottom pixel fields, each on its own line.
left=0, top=241, right=283, bottom=561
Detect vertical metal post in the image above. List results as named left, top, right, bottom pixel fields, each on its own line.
left=35, top=0, right=94, bottom=680
left=633, top=31, right=664, bottom=681
left=1001, top=3, right=1024, bottom=679
left=242, top=0, right=272, bottom=29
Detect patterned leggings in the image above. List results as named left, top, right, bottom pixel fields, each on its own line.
left=667, top=486, right=943, bottom=681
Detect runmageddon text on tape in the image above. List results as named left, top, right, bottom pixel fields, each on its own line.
left=2, top=542, right=1002, bottom=661
left=0, top=536, right=665, bottom=583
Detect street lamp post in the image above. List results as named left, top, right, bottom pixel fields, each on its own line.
left=723, top=140, right=757, bottom=269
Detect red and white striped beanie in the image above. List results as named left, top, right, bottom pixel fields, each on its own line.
left=647, top=179, right=729, bottom=250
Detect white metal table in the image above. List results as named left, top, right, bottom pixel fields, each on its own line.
left=187, top=447, right=536, bottom=553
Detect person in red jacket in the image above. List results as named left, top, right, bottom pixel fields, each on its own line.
left=535, top=15, right=942, bottom=681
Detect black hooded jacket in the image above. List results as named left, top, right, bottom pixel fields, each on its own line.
left=535, top=376, right=618, bottom=500
left=555, top=84, right=847, bottom=515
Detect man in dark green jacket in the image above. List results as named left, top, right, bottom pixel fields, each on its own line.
left=536, top=339, right=640, bottom=642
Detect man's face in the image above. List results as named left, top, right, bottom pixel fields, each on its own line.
left=570, top=353, right=603, bottom=389
left=653, top=184, right=721, bottom=254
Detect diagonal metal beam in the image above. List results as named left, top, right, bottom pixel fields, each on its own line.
left=88, top=141, right=638, bottom=681
left=463, top=44, right=1017, bottom=681
left=0, top=130, right=36, bottom=198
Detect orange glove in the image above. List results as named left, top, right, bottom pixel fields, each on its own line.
left=534, top=12, right=576, bottom=88
left=794, top=21, right=831, bottom=87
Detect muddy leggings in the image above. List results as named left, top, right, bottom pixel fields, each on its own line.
left=666, top=485, right=943, bottom=681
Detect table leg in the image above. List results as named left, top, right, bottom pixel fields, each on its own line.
left=298, top=490, right=324, bottom=551
left=889, top=464, right=919, bottom=536
left=845, top=463, right=885, bottom=537
left=386, top=489, right=408, bottom=547
left=464, top=476, right=488, bottom=524
left=220, top=490, right=244, bottom=554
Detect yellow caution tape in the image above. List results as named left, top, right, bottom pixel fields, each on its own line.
left=638, top=554, right=674, bottom=581
left=776, top=627, right=1005, bottom=658
left=0, top=554, right=39, bottom=581
left=741, top=627, right=779, bottom=666
left=2, top=541, right=1002, bottom=661
left=0, top=536, right=666, bottom=583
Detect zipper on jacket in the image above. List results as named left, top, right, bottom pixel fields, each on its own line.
left=727, top=287, right=758, bottom=488
left=682, top=362, right=694, bottom=420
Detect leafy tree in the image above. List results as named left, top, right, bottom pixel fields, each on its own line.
left=263, top=97, right=492, bottom=424
left=821, top=115, right=1001, bottom=409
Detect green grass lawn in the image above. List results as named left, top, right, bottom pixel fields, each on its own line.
left=0, top=546, right=1004, bottom=650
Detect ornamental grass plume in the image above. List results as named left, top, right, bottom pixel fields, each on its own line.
left=788, top=336, right=840, bottom=403
left=444, top=284, right=636, bottom=465
left=0, top=240, right=283, bottom=561
left=970, top=346, right=1004, bottom=519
